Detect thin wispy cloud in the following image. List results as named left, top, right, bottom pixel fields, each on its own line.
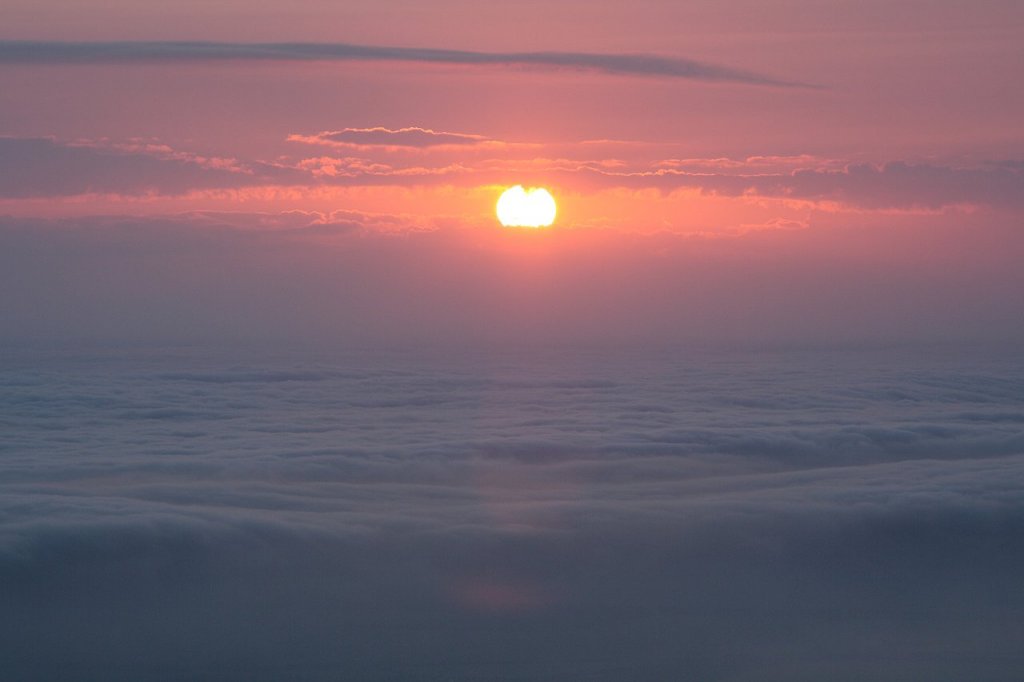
left=288, top=127, right=491, bottom=150
left=0, top=40, right=817, bottom=88
left=581, top=161, right=1024, bottom=210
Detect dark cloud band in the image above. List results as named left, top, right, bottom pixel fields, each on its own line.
left=0, top=40, right=816, bottom=88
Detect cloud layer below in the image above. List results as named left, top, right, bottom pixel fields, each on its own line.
left=2, top=346, right=1023, bottom=680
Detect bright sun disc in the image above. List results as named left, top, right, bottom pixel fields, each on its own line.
left=496, top=186, right=557, bottom=228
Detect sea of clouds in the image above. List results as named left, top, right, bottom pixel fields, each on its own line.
left=2, top=345, right=1023, bottom=680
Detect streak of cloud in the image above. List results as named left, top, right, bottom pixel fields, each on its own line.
left=0, top=40, right=817, bottom=88
left=289, top=127, right=490, bottom=149
left=575, top=160, right=1024, bottom=210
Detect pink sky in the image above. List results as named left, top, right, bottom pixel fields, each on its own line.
left=0, top=0, right=1022, bottom=346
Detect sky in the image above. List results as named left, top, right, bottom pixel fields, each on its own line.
left=1, top=0, right=1023, bottom=349
left=2, top=4, right=1024, bottom=680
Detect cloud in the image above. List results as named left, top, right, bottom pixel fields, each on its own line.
left=289, top=127, right=490, bottom=150
left=0, top=136, right=302, bottom=198
left=580, top=160, right=1024, bottom=210
left=285, top=154, right=1024, bottom=211
left=0, top=40, right=816, bottom=88
left=2, top=343, right=1024, bottom=680
left=4, top=136, right=1023, bottom=214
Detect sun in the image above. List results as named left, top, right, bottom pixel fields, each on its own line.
left=496, top=186, right=557, bottom=228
